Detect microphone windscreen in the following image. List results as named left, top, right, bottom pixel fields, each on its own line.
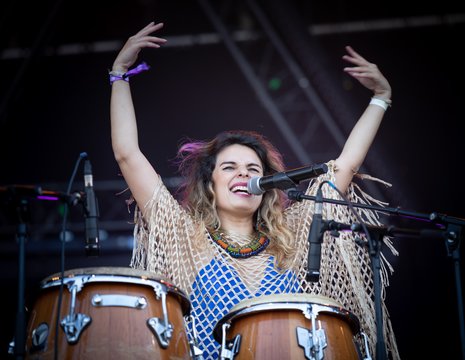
left=247, top=177, right=263, bottom=195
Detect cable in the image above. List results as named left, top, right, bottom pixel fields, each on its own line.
left=53, top=152, right=87, bottom=360
left=326, top=180, right=387, bottom=359
left=326, top=181, right=374, bottom=253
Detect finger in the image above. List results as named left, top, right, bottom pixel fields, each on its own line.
left=345, top=45, right=358, bottom=56
left=344, top=45, right=369, bottom=63
left=145, top=35, right=167, bottom=43
left=135, top=22, right=155, bottom=36
left=154, top=23, right=165, bottom=30
left=136, top=22, right=164, bottom=37
left=349, top=73, right=372, bottom=78
left=128, top=35, right=167, bottom=51
left=343, top=68, right=375, bottom=78
left=135, top=36, right=167, bottom=47
left=343, top=65, right=372, bottom=73
left=342, top=56, right=366, bottom=68
left=150, top=22, right=164, bottom=32
left=345, top=45, right=364, bottom=60
left=130, top=40, right=166, bottom=51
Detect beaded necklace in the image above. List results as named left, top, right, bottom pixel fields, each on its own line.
left=209, top=229, right=270, bottom=258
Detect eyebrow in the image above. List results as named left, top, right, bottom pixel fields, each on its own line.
left=219, top=161, right=262, bottom=169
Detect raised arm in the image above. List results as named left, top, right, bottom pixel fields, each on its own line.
left=334, top=46, right=392, bottom=193
left=110, top=22, right=167, bottom=214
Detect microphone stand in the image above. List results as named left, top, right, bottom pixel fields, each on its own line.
left=0, top=185, right=42, bottom=359
left=356, top=224, right=388, bottom=360
left=288, top=190, right=464, bottom=360
left=0, top=185, right=41, bottom=360
left=0, top=185, right=80, bottom=359
left=13, top=199, right=29, bottom=360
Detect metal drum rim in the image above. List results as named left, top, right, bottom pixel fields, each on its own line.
left=213, top=294, right=361, bottom=342
left=39, top=266, right=191, bottom=315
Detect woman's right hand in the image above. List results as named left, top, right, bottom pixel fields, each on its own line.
left=112, top=22, right=167, bottom=73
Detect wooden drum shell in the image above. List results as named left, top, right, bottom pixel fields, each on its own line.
left=214, top=294, right=361, bottom=360
left=25, top=267, right=191, bottom=360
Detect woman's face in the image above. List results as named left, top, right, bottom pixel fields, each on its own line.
left=212, top=144, right=264, bottom=219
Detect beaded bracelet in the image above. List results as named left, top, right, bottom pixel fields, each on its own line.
left=369, top=97, right=392, bottom=111
left=109, top=62, right=151, bottom=85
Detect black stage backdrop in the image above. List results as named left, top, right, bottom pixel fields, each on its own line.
left=1, top=1, right=464, bottom=359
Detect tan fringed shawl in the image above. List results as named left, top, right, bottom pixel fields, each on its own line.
left=131, top=160, right=400, bottom=359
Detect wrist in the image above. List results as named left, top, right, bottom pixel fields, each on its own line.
left=372, top=96, right=392, bottom=104
left=108, top=62, right=150, bottom=85
left=369, top=97, right=391, bottom=111
left=111, top=63, right=129, bottom=74
left=372, top=90, right=391, bottom=102
left=109, top=69, right=129, bottom=85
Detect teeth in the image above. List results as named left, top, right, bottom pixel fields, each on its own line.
left=231, top=185, right=249, bottom=193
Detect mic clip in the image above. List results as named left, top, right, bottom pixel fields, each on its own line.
left=270, top=172, right=299, bottom=191
left=67, top=191, right=84, bottom=207
left=286, top=189, right=304, bottom=201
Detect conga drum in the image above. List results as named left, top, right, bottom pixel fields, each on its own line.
left=25, top=267, right=191, bottom=359
left=213, top=293, right=364, bottom=360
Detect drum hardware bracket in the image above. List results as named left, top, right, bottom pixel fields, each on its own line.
left=60, top=280, right=91, bottom=344
left=147, top=317, right=173, bottom=348
left=147, top=290, right=173, bottom=348
left=360, top=331, right=373, bottom=360
left=91, top=293, right=148, bottom=309
left=60, top=313, right=91, bottom=344
left=297, top=304, right=327, bottom=360
left=219, top=323, right=241, bottom=360
left=152, top=281, right=163, bottom=298
left=296, top=326, right=327, bottom=360
left=189, top=341, right=205, bottom=359
left=187, top=315, right=205, bottom=359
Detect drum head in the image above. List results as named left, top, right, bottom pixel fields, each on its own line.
left=213, top=293, right=360, bottom=342
left=40, top=266, right=190, bottom=315
left=230, top=293, right=343, bottom=312
left=41, top=266, right=172, bottom=284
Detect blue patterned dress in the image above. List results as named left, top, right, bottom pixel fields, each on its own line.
left=189, top=256, right=300, bottom=358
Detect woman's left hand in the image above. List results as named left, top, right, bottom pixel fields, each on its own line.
left=343, top=46, right=391, bottom=100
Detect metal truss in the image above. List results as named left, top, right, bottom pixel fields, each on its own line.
left=196, top=0, right=379, bottom=184
left=2, top=1, right=463, bottom=254
left=0, top=1, right=383, bottom=252
left=199, top=0, right=324, bottom=166
left=0, top=0, right=362, bottom=253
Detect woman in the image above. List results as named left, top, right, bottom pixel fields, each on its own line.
left=110, top=22, right=399, bottom=359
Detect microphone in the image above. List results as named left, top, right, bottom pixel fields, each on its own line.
left=83, top=158, right=100, bottom=256
left=306, top=185, right=325, bottom=282
left=247, top=163, right=328, bottom=195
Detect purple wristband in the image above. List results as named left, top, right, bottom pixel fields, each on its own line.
left=109, top=62, right=151, bottom=85
left=109, top=75, right=128, bottom=84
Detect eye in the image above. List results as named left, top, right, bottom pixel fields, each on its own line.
left=222, top=165, right=234, bottom=171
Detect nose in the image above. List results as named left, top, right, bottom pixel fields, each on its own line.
left=238, top=167, right=249, bottom=177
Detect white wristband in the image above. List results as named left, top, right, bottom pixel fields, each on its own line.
left=369, top=97, right=391, bottom=111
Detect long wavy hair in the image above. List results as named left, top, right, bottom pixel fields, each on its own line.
left=175, top=130, right=296, bottom=269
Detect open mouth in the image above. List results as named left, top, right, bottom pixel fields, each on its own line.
left=230, top=184, right=250, bottom=195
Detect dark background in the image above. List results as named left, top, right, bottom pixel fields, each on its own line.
left=1, top=1, right=464, bottom=359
